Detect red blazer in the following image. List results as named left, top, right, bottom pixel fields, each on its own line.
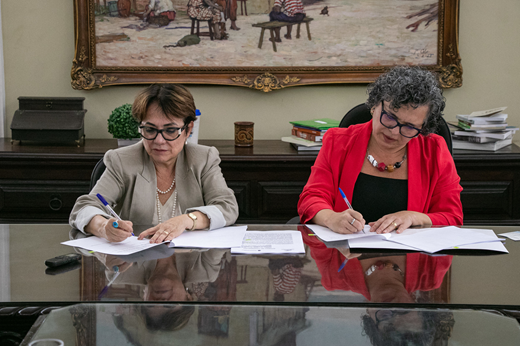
left=304, top=234, right=452, bottom=300
left=298, top=121, right=463, bottom=226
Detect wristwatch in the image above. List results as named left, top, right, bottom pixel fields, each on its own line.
left=187, top=213, right=197, bottom=231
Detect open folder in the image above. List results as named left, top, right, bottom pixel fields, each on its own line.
left=305, top=225, right=508, bottom=253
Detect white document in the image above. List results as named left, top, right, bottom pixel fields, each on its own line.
left=168, top=225, right=247, bottom=248
left=62, top=236, right=165, bottom=255
left=386, top=227, right=502, bottom=253
left=306, top=224, right=379, bottom=242
left=309, top=225, right=509, bottom=253
left=349, top=236, right=508, bottom=253
left=231, top=231, right=305, bottom=254
left=498, top=231, right=520, bottom=241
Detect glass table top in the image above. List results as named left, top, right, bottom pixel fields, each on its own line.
left=23, top=303, right=520, bottom=346
left=1, top=224, right=520, bottom=308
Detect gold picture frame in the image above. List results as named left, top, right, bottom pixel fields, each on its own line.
left=72, top=0, right=461, bottom=92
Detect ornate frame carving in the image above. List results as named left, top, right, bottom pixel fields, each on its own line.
left=72, top=0, right=461, bottom=91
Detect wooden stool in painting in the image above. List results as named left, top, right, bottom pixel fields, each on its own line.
left=252, top=17, right=313, bottom=52
left=191, top=18, right=215, bottom=40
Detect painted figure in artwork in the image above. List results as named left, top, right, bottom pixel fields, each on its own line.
left=269, top=0, right=306, bottom=42
left=187, top=0, right=225, bottom=39
left=143, top=0, right=177, bottom=24
left=216, top=0, right=240, bottom=31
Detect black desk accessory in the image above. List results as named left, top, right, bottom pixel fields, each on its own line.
left=10, top=96, right=86, bottom=146
left=45, top=261, right=82, bottom=275
left=44, top=253, right=81, bottom=268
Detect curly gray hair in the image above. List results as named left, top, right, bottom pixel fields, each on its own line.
left=366, top=66, right=445, bottom=136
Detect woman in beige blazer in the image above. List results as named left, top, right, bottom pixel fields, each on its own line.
left=69, top=84, right=238, bottom=243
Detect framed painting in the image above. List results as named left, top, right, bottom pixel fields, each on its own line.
left=72, top=0, right=461, bottom=92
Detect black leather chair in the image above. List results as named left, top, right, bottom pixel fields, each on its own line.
left=90, top=158, right=106, bottom=191
left=339, top=103, right=453, bottom=154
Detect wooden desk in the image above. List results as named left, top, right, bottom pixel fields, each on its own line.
left=1, top=139, right=519, bottom=225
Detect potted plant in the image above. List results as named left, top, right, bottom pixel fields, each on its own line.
left=108, top=103, right=140, bottom=146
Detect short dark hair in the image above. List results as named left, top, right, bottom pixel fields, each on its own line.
left=366, top=66, right=445, bottom=136
left=361, top=310, right=455, bottom=346
left=132, top=84, right=197, bottom=128
left=138, top=305, right=195, bottom=331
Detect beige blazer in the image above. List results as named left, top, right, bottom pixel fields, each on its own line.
left=69, top=141, right=238, bottom=230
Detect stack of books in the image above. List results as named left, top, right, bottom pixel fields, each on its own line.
left=451, top=107, right=517, bottom=151
left=281, top=118, right=340, bottom=151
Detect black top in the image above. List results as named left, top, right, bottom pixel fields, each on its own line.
left=352, top=172, right=408, bottom=222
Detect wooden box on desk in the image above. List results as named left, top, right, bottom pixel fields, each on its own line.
left=10, top=97, right=86, bottom=146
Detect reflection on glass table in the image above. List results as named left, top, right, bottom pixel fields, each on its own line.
left=3, top=223, right=520, bottom=307
left=24, top=304, right=520, bottom=346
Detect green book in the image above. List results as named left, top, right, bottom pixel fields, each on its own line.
left=290, top=118, right=340, bottom=131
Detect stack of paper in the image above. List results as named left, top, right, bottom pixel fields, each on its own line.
left=451, top=107, right=517, bottom=151
left=306, top=225, right=508, bottom=253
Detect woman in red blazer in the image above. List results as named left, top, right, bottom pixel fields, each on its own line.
left=298, top=66, right=463, bottom=233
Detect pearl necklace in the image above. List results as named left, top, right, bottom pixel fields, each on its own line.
left=156, top=178, right=176, bottom=224
left=157, top=190, right=177, bottom=224
left=157, top=178, right=175, bottom=194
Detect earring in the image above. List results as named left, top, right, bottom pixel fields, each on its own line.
left=185, top=140, right=188, bottom=145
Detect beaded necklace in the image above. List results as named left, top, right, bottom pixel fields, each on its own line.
left=367, top=152, right=407, bottom=172
left=365, top=260, right=404, bottom=277
left=156, top=178, right=176, bottom=224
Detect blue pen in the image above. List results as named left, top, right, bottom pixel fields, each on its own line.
left=339, top=187, right=366, bottom=234
left=96, top=193, right=134, bottom=236
left=338, top=187, right=352, bottom=272
left=98, top=265, right=120, bottom=299
left=338, top=187, right=353, bottom=210
left=338, top=258, right=348, bottom=272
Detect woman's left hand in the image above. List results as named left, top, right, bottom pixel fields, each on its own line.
left=369, top=211, right=431, bottom=234
left=138, top=215, right=192, bottom=243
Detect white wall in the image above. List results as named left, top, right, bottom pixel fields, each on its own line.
left=1, top=1, right=519, bottom=141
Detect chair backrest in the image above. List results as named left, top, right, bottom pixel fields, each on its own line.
left=339, top=103, right=453, bottom=154
left=90, top=158, right=106, bottom=191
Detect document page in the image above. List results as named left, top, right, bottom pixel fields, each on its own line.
left=231, top=231, right=305, bottom=254
left=306, top=224, right=385, bottom=242
left=168, top=225, right=247, bottom=248
left=62, top=236, right=165, bottom=255
left=349, top=228, right=508, bottom=253
left=387, top=227, right=503, bottom=253
left=498, top=231, right=520, bottom=241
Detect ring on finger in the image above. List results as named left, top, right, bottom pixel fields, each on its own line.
left=350, top=218, right=356, bottom=225
left=392, top=222, right=398, bottom=228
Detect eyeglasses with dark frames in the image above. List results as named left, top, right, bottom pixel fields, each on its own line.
left=139, top=124, right=187, bottom=141
left=379, top=101, right=423, bottom=138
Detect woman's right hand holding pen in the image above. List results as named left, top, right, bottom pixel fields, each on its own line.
left=86, top=215, right=134, bottom=243
left=314, top=209, right=366, bottom=234
left=104, top=218, right=134, bottom=242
